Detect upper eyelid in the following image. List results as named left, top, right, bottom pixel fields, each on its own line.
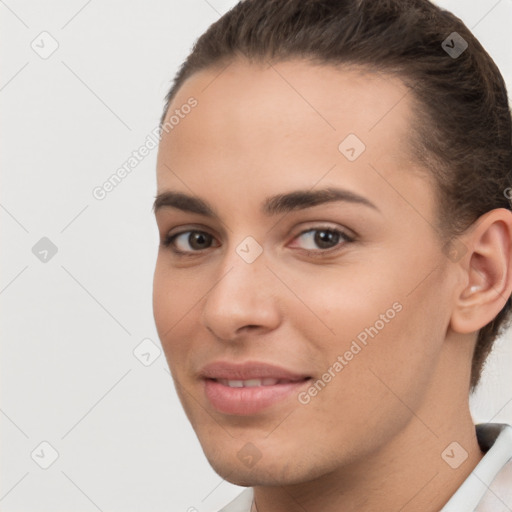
left=164, top=223, right=351, bottom=239
left=290, top=223, right=355, bottom=239
left=163, top=228, right=219, bottom=252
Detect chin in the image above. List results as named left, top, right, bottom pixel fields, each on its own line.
left=203, top=446, right=329, bottom=487
left=208, top=461, right=292, bottom=487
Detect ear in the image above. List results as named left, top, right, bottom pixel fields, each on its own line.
left=450, top=208, right=512, bottom=335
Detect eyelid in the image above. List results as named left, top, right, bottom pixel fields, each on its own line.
left=162, top=222, right=219, bottom=242
left=289, top=221, right=356, bottom=241
left=162, top=227, right=219, bottom=255
left=288, top=226, right=355, bottom=255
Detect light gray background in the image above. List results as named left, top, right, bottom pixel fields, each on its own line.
left=1, top=1, right=511, bottom=510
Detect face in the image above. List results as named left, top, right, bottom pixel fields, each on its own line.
left=153, top=59, right=456, bottom=485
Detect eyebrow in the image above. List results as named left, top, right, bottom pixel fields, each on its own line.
left=152, top=187, right=379, bottom=217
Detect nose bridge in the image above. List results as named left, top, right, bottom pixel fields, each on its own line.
left=201, top=234, right=280, bottom=338
left=211, top=234, right=270, bottom=303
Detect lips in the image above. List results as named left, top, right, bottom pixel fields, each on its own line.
left=216, top=377, right=292, bottom=387
left=199, top=361, right=312, bottom=415
left=199, top=361, right=310, bottom=381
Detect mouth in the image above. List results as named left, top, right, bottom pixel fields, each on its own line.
left=199, top=361, right=313, bottom=415
left=213, top=377, right=309, bottom=387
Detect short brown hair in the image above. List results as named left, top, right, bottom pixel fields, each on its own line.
left=160, top=0, right=512, bottom=391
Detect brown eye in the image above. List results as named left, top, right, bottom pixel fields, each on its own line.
left=162, top=230, right=217, bottom=253
left=291, top=227, right=352, bottom=252
left=186, top=232, right=213, bottom=250
left=313, top=229, right=341, bottom=249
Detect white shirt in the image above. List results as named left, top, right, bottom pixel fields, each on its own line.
left=217, top=423, right=512, bottom=512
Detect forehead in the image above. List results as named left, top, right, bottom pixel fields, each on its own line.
left=169, top=58, right=411, bottom=115
left=156, top=59, right=432, bottom=217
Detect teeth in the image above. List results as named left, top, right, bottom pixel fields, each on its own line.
left=226, top=380, right=244, bottom=388
left=217, top=378, right=281, bottom=387
left=244, top=379, right=263, bottom=387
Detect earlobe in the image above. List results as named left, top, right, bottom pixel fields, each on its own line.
left=450, top=208, right=512, bottom=335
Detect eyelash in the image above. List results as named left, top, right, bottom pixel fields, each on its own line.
left=160, top=226, right=355, bottom=257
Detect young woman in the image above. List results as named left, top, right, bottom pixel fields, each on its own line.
left=152, top=1, right=512, bottom=510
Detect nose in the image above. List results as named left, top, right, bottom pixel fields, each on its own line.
left=200, top=244, right=281, bottom=341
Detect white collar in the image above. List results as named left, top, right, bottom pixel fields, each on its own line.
left=440, top=422, right=512, bottom=511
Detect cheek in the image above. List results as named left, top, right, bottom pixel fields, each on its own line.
left=152, top=263, right=194, bottom=366
left=152, top=260, right=197, bottom=330
left=286, top=265, right=402, bottom=350
left=280, top=275, right=446, bottom=451
left=289, top=258, right=447, bottom=390
left=152, top=263, right=173, bottom=336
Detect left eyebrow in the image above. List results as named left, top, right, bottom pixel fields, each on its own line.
left=152, top=187, right=380, bottom=217
left=263, top=187, right=380, bottom=215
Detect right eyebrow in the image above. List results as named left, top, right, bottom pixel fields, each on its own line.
left=153, top=191, right=216, bottom=216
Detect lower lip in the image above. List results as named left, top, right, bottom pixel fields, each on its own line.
left=203, top=378, right=311, bottom=415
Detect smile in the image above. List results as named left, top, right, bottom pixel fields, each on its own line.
left=203, top=378, right=312, bottom=415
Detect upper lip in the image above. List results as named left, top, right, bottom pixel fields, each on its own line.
left=199, top=361, right=311, bottom=381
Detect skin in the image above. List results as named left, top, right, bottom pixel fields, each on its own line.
left=152, top=59, right=512, bottom=512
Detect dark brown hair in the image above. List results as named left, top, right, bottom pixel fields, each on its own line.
left=161, top=0, right=512, bottom=391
